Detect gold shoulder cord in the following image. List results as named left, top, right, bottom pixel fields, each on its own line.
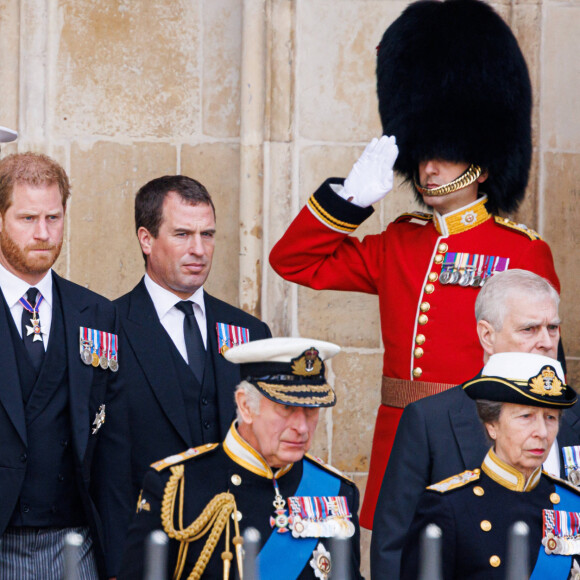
left=161, top=465, right=244, bottom=580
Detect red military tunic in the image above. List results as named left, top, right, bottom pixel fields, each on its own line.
left=269, top=179, right=560, bottom=528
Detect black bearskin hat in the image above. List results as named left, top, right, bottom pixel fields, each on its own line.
left=377, top=0, right=532, bottom=213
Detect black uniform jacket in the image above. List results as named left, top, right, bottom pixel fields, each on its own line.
left=372, top=384, right=580, bottom=579
left=119, top=424, right=363, bottom=579
left=0, top=273, right=132, bottom=578
left=401, top=449, right=580, bottom=579
left=115, top=278, right=271, bottom=498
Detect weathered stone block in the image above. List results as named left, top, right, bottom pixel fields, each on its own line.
left=68, top=141, right=176, bottom=298
left=331, top=351, right=382, bottom=472
left=181, top=143, right=241, bottom=307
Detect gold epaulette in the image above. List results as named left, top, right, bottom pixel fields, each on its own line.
left=494, top=216, right=543, bottom=240
left=427, top=469, right=481, bottom=493
left=394, top=211, right=433, bottom=224
left=151, top=443, right=219, bottom=472
left=305, top=453, right=354, bottom=484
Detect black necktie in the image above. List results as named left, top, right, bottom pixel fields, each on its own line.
left=21, top=287, right=45, bottom=377
left=175, top=301, right=205, bottom=383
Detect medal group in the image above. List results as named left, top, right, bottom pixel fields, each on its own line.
left=79, top=327, right=119, bottom=372
left=439, top=253, right=510, bottom=287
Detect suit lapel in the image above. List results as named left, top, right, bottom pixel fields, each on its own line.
left=448, top=386, right=488, bottom=469
left=55, top=274, right=93, bottom=461
left=204, top=293, right=241, bottom=438
left=124, top=280, right=191, bottom=445
left=0, top=289, right=27, bottom=445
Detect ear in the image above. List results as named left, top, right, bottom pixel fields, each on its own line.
left=485, top=422, right=497, bottom=441
left=137, top=227, right=154, bottom=257
left=235, top=389, right=254, bottom=425
left=477, top=169, right=489, bottom=184
left=477, top=319, right=496, bottom=357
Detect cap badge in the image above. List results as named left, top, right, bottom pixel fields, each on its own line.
left=529, top=365, right=563, bottom=397
left=291, top=348, right=322, bottom=376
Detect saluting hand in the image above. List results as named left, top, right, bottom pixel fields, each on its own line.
left=340, top=135, right=399, bottom=207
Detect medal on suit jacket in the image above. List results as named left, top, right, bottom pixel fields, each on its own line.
left=20, top=293, right=46, bottom=342
left=288, top=495, right=355, bottom=539
left=564, top=447, right=580, bottom=486
left=80, top=327, right=119, bottom=371
left=270, top=479, right=292, bottom=533
left=542, top=509, right=580, bottom=555
left=310, top=542, right=332, bottom=580
left=217, top=322, right=250, bottom=355
left=92, top=404, right=106, bottom=434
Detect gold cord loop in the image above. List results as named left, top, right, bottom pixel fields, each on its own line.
left=414, top=164, right=482, bottom=197
left=160, top=465, right=244, bottom=580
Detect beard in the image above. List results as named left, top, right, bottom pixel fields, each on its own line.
left=0, top=229, right=62, bottom=277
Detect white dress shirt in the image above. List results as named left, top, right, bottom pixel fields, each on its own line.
left=0, top=263, right=52, bottom=349
left=144, top=274, right=207, bottom=364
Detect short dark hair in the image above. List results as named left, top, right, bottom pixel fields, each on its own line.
left=0, top=152, right=71, bottom=215
left=134, top=175, right=215, bottom=238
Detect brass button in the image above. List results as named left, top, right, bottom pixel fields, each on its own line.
left=489, top=556, right=501, bottom=568
left=414, top=347, right=424, bottom=359
left=480, top=520, right=492, bottom=532
left=231, top=474, right=242, bottom=486
left=418, top=314, right=428, bottom=325
left=434, top=254, right=444, bottom=265
left=231, top=510, right=242, bottom=522
left=438, top=242, right=448, bottom=253
left=428, top=272, right=438, bottom=282
left=550, top=493, right=561, bottom=504
left=412, top=367, right=423, bottom=378
left=424, top=283, right=435, bottom=294
left=415, top=334, right=426, bottom=345
left=473, top=486, right=484, bottom=497
left=420, top=302, right=430, bottom=312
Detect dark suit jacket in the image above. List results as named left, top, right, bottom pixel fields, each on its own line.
left=0, top=273, right=132, bottom=578
left=114, top=278, right=272, bottom=499
left=370, top=383, right=580, bottom=580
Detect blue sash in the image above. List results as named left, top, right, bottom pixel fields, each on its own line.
left=258, top=459, right=341, bottom=579
left=530, top=483, right=580, bottom=579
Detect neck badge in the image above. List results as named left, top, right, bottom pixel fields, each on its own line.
left=20, top=293, right=46, bottom=342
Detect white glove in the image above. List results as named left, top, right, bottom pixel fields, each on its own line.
left=339, top=135, right=398, bottom=208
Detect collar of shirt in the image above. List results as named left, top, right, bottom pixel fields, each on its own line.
left=433, top=195, right=491, bottom=237
left=223, top=421, right=293, bottom=480
left=144, top=273, right=206, bottom=320
left=0, top=263, right=53, bottom=345
left=482, top=448, right=542, bottom=492
left=0, top=262, right=53, bottom=310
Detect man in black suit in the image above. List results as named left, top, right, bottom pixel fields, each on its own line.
left=116, top=175, right=271, bottom=500
left=0, top=152, right=130, bottom=579
left=371, top=269, right=580, bottom=579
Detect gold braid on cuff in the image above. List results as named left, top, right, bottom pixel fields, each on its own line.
left=414, top=164, right=482, bottom=197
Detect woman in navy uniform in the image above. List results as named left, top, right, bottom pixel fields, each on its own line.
left=401, top=352, right=580, bottom=579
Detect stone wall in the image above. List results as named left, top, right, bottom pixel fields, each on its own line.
left=1, top=0, right=579, bottom=575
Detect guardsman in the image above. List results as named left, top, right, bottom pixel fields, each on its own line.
left=401, top=352, right=580, bottom=580
left=119, top=337, right=362, bottom=580
left=269, top=0, right=560, bottom=528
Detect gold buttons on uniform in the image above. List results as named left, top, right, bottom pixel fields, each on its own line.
left=231, top=474, right=242, bottom=486
left=420, top=302, right=430, bottom=312
left=473, top=486, right=484, bottom=497
left=428, top=272, right=438, bottom=282
left=489, top=556, right=501, bottom=568
left=550, top=493, right=561, bottom=504
left=415, top=334, right=426, bottom=345
left=418, top=314, right=429, bottom=325
left=434, top=254, right=444, bottom=265
left=414, top=347, right=424, bottom=359
left=424, top=284, right=435, bottom=294
left=480, top=520, right=492, bottom=532
left=413, top=367, right=423, bottom=378
left=438, top=242, right=448, bottom=253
